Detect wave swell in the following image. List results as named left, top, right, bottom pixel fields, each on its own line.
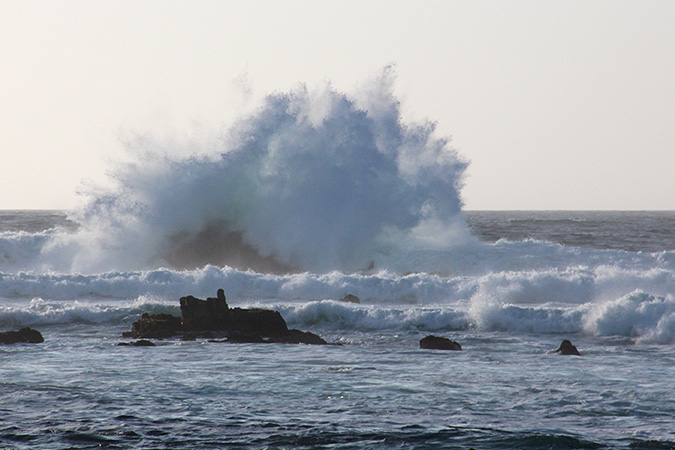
left=2, top=264, right=674, bottom=343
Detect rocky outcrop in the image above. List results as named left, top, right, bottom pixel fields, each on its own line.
left=126, top=290, right=327, bottom=345
left=271, top=329, right=327, bottom=345
left=125, top=313, right=181, bottom=339
left=0, top=327, right=44, bottom=344
left=554, top=339, right=581, bottom=355
left=339, top=294, right=360, bottom=304
left=180, top=288, right=229, bottom=330
left=420, top=335, right=462, bottom=351
left=227, top=308, right=289, bottom=337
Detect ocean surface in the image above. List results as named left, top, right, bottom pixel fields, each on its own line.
left=1, top=210, right=673, bottom=450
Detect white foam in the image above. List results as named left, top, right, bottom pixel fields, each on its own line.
left=0, top=259, right=673, bottom=342
left=27, top=70, right=469, bottom=275
left=584, top=291, right=675, bottom=344
left=276, top=300, right=470, bottom=332
left=0, top=296, right=178, bottom=328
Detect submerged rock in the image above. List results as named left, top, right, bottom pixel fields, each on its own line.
left=339, top=294, right=361, bottom=304
left=554, top=339, right=581, bottom=355
left=0, top=327, right=44, bottom=344
left=420, top=335, right=462, bottom=351
left=118, top=340, right=156, bottom=347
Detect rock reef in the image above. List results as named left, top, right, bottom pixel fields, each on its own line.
left=125, top=289, right=327, bottom=345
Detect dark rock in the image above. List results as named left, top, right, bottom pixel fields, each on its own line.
left=181, top=332, right=197, bottom=341
left=420, top=335, right=462, bottom=351
left=274, top=329, right=328, bottom=345
left=226, top=307, right=289, bottom=337
left=117, top=340, right=156, bottom=346
left=126, top=289, right=327, bottom=345
left=339, top=294, right=360, bottom=304
left=227, top=332, right=266, bottom=343
left=554, top=339, right=581, bottom=355
left=180, top=292, right=229, bottom=330
left=0, top=327, right=44, bottom=344
left=130, top=313, right=182, bottom=339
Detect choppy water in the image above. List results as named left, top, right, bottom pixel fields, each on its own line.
left=1, top=210, right=674, bottom=449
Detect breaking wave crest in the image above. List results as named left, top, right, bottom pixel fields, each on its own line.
left=0, top=72, right=673, bottom=345
left=33, top=69, right=469, bottom=274
left=2, top=263, right=674, bottom=343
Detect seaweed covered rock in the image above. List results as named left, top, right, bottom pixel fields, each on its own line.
left=420, top=335, right=462, bottom=351
left=0, top=327, right=44, bottom=344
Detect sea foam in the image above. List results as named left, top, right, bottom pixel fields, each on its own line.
left=1, top=262, right=674, bottom=343
left=0, top=73, right=673, bottom=344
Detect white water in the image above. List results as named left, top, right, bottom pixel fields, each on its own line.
left=0, top=73, right=674, bottom=346
left=29, top=70, right=467, bottom=275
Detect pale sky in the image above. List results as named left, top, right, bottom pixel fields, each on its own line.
left=1, top=0, right=674, bottom=210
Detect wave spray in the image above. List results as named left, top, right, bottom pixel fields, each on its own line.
left=45, top=70, right=470, bottom=273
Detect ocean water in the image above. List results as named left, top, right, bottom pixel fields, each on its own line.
left=2, top=213, right=673, bottom=450
left=1, top=79, right=674, bottom=449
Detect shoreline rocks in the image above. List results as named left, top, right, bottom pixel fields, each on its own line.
left=0, top=327, right=44, bottom=344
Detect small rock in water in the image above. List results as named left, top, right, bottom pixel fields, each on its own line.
left=0, top=327, right=44, bottom=344
left=339, top=294, right=360, bottom=304
left=420, top=335, right=462, bottom=351
left=553, top=339, right=581, bottom=355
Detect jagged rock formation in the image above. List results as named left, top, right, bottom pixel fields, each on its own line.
left=125, top=290, right=327, bottom=345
